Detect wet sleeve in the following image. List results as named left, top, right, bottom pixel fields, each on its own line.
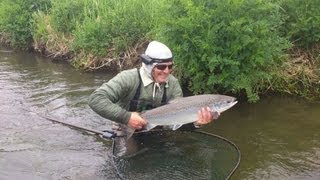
left=88, top=71, right=132, bottom=125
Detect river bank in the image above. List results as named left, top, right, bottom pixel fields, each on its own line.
left=2, top=38, right=319, bottom=102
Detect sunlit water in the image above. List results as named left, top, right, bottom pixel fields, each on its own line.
left=0, top=48, right=319, bottom=180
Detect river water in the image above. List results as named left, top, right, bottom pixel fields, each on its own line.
left=0, top=48, right=319, bottom=180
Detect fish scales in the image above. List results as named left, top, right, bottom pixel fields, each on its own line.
left=126, top=94, right=237, bottom=138
left=141, top=94, right=237, bottom=128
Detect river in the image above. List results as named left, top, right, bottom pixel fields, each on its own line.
left=0, top=48, right=319, bottom=180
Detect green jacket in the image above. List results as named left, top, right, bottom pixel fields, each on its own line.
left=88, top=67, right=183, bottom=125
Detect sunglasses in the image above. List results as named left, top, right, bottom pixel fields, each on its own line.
left=155, top=64, right=173, bottom=70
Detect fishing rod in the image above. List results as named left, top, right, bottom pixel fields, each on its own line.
left=41, top=114, right=116, bottom=139
left=24, top=108, right=116, bottom=139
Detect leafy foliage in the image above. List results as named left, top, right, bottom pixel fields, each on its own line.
left=154, top=0, right=291, bottom=102
left=280, top=0, right=320, bottom=48
left=0, top=0, right=51, bottom=48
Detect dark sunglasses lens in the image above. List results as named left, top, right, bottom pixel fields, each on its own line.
left=156, top=64, right=173, bottom=70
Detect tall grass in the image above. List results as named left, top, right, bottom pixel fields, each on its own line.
left=71, top=0, right=162, bottom=56
left=68, top=0, right=166, bottom=69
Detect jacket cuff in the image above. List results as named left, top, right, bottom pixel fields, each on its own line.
left=120, top=111, right=131, bottom=125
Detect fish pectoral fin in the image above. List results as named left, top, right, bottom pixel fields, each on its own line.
left=171, top=124, right=183, bottom=131
left=126, top=127, right=135, bottom=140
left=145, top=123, right=157, bottom=131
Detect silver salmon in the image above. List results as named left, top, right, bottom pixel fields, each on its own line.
left=126, top=94, right=237, bottom=139
left=142, top=94, right=237, bottom=130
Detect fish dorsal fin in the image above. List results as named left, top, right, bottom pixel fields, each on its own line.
left=171, top=124, right=183, bottom=130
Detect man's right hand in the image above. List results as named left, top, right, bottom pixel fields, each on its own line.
left=127, top=112, right=147, bottom=130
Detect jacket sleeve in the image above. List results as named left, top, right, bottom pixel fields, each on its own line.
left=88, top=71, right=135, bottom=125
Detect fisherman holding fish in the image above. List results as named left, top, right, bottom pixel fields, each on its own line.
left=89, top=41, right=219, bottom=137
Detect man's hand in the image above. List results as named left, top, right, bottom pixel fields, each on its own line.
left=127, top=112, right=147, bottom=130
left=194, top=106, right=220, bottom=127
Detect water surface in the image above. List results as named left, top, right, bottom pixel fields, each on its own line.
left=208, top=96, right=320, bottom=180
left=0, top=48, right=319, bottom=179
left=0, top=50, right=117, bottom=179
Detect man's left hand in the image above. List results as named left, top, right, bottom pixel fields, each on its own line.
left=194, top=107, right=220, bottom=127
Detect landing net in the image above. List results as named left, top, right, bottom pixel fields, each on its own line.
left=112, top=130, right=240, bottom=180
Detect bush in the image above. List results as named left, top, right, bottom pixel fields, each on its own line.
left=155, top=0, right=291, bottom=102
left=280, top=0, right=320, bottom=48
left=0, top=0, right=51, bottom=48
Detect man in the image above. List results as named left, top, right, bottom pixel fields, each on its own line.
left=89, top=41, right=217, bottom=136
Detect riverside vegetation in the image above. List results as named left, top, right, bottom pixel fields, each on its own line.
left=0, top=0, right=319, bottom=102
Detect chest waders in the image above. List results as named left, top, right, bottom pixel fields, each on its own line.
left=113, top=68, right=167, bottom=135
left=129, top=68, right=167, bottom=112
left=111, top=68, right=168, bottom=160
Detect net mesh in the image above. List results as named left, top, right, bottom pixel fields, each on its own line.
left=112, top=130, right=240, bottom=180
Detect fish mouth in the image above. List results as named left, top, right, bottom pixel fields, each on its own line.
left=213, top=98, right=238, bottom=113
left=226, top=97, right=237, bottom=105
left=228, top=96, right=237, bottom=103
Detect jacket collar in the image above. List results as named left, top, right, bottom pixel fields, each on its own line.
left=139, top=67, right=153, bottom=87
